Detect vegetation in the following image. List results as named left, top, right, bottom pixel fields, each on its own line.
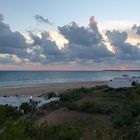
left=111, top=92, right=140, bottom=127
left=0, top=105, right=22, bottom=125
left=60, top=85, right=140, bottom=131
left=1, top=85, right=140, bottom=139
left=1, top=118, right=140, bottom=140
left=20, top=102, right=32, bottom=114
left=67, top=101, right=115, bottom=114
left=60, top=87, right=93, bottom=104
left=0, top=119, right=83, bottom=140
left=48, top=92, right=57, bottom=99
left=41, top=101, right=60, bottom=112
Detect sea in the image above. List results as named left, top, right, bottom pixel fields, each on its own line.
left=0, top=70, right=140, bottom=87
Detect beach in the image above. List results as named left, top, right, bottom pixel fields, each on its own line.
left=0, top=81, right=107, bottom=97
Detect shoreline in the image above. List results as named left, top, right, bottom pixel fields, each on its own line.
left=0, top=80, right=107, bottom=88
left=0, top=81, right=107, bottom=97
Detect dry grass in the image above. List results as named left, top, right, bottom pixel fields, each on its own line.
left=37, top=107, right=112, bottom=129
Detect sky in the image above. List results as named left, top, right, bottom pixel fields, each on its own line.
left=0, top=0, right=140, bottom=70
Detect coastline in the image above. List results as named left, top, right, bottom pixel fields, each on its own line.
left=0, top=81, right=107, bottom=97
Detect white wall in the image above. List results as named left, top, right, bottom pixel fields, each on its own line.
left=108, top=77, right=140, bottom=89
left=108, top=80, right=132, bottom=88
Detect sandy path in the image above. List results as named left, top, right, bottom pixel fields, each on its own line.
left=0, top=81, right=107, bottom=97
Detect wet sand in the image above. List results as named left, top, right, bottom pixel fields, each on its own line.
left=0, top=81, right=107, bottom=97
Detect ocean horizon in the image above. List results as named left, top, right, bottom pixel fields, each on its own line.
left=0, top=70, right=140, bottom=87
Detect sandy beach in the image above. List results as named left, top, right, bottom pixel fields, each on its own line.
left=0, top=81, right=107, bottom=97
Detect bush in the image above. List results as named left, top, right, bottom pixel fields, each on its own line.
left=111, top=109, right=133, bottom=127
left=66, top=101, right=114, bottom=114
left=67, top=103, right=78, bottom=111
left=20, top=102, right=32, bottom=114
left=0, top=118, right=33, bottom=140
left=1, top=118, right=140, bottom=140
left=78, top=102, right=114, bottom=114
left=0, top=105, right=22, bottom=125
left=0, top=119, right=83, bottom=140
left=60, top=87, right=93, bottom=104
left=48, top=92, right=57, bottom=99
left=60, top=91, right=81, bottom=103
left=111, top=89, right=140, bottom=128
left=41, top=101, right=60, bottom=111
left=134, top=86, right=140, bottom=95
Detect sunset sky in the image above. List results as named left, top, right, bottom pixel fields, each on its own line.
left=0, top=0, right=140, bottom=70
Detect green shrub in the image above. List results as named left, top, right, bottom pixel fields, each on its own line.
left=60, top=87, right=93, bottom=104
left=0, top=105, right=22, bottom=125
left=48, top=92, right=57, bottom=99
left=0, top=119, right=83, bottom=140
left=0, top=119, right=33, bottom=140
left=41, top=101, right=60, bottom=111
left=20, top=102, right=32, bottom=114
left=134, top=86, right=140, bottom=95
left=67, top=103, right=78, bottom=111
left=111, top=104, right=134, bottom=127
left=66, top=101, right=115, bottom=114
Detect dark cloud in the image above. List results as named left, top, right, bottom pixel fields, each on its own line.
left=34, top=15, right=52, bottom=25
left=62, top=43, right=113, bottom=63
left=59, top=16, right=113, bottom=63
left=106, top=30, right=128, bottom=47
left=0, top=14, right=29, bottom=59
left=0, top=13, right=140, bottom=68
left=106, top=30, right=140, bottom=60
left=28, top=16, right=114, bottom=64
left=29, top=31, right=66, bottom=64
left=58, top=17, right=102, bottom=46
left=132, top=24, right=140, bottom=35
left=0, top=13, right=65, bottom=65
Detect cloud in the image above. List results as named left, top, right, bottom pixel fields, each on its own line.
left=59, top=16, right=113, bottom=63
left=23, top=22, right=140, bottom=67
left=0, top=13, right=140, bottom=69
left=58, top=18, right=102, bottom=46
left=132, top=24, right=140, bottom=35
left=106, top=30, right=128, bottom=47
left=126, top=28, right=140, bottom=46
left=49, top=31, right=68, bottom=49
left=28, top=31, right=67, bottom=64
left=0, top=13, right=66, bottom=65
left=34, top=15, right=52, bottom=25
left=0, top=13, right=30, bottom=61
left=0, top=54, right=22, bottom=64
left=28, top=16, right=113, bottom=65
left=106, top=30, right=140, bottom=61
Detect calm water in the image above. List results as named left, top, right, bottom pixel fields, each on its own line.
left=0, top=71, right=140, bottom=86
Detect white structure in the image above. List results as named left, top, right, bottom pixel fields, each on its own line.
left=0, top=96, right=60, bottom=108
left=108, top=75, right=140, bottom=88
